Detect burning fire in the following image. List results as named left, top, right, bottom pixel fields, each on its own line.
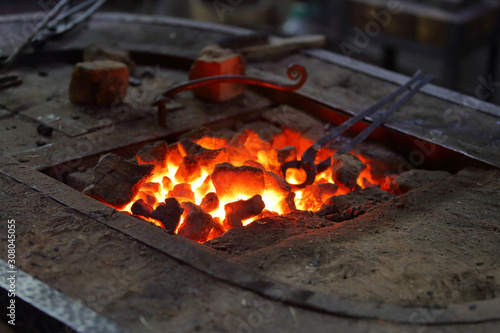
left=120, top=128, right=389, bottom=243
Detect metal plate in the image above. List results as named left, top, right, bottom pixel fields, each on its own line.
left=0, top=259, right=127, bottom=333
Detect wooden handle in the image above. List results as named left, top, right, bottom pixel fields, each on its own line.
left=239, top=34, right=326, bottom=60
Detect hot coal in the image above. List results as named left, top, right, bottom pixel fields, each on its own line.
left=243, top=160, right=265, bottom=170
left=107, top=121, right=413, bottom=243
left=300, top=183, right=339, bottom=210
left=263, top=171, right=292, bottom=198
left=239, top=129, right=271, bottom=157
left=167, top=142, right=183, bottom=166
left=175, top=156, right=202, bottom=183
left=136, top=141, right=168, bottom=171
left=278, top=192, right=296, bottom=214
left=138, top=191, right=157, bottom=207
left=211, top=162, right=265, bottom=200
left=242, top=165, right=294, bottom=212
left=356, top=143, right=403, bottom=178
left=181, top=126, right=211, bottom=141
left=226, top=130, right=271, bottom=166
left=331, top=153, right=366, bottom=191
left=66, top=170, right=93, bottom=192
left=209, top=220, right=225, bottom=239
left=178, top=137, right=227, bottom=170
left=253, top=150, right=282, bottom=176
left=83, top=153, right=154, bottom=209
left=162, top=176, right=173, bottom=191
left=224, top=194, right=265, bottom=229
left=168, top=183, right=195, bottom=203
left=276, top=146, right=297, bottom=164
left=200, top=192, right=219, bottom=213
left=131, top=199, right=153, bottom=218
left=178, top=202, right=215, bottom=242
left=227, top=131, right=252, bottom=165
left=150, top=198, right=184, bottom=233
left=195, top=175, right=212, bottom=197
left=141, top=182, right=161, bottom=193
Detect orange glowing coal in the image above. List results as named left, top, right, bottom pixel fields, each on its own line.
left=120, top=128, right=389, bottom=243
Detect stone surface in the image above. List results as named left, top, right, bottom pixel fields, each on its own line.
left=392, top=169, right=451, bottom=194
left=261, top=105, right=323, bottom=133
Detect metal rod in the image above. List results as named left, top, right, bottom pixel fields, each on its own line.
left=337, top=74, right=434, bottom=154
left=154, top=63, right=307, bottom=126
left=0, top=259, right=127, bottom=333
left=298, top=70, right=426, bottom=168
left=31, top=0, right=107, bottom=47
left=0, top=73, right=22, bottom=90
left=1, top=0, right=70, bottom=71
left=282, top=71, right=433, bottom=189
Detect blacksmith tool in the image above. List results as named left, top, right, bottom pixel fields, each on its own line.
left=1, top=0, right=106, bottom=72
left=0, top=73, right=23, bottom=90
left=217, top=32, right=326, bottom=60
left=30, top=0, right=107, bottom=47
left=153, top=63, right=308, bottom=127
left=281, top=70, right=434, bottom=190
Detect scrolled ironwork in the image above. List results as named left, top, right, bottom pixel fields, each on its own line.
left=153, top=63, right=307, bottom=127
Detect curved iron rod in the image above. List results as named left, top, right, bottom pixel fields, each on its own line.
left=153, top=63, right=307, bottom=126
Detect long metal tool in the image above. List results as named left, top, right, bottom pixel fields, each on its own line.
left=153, top=63, right=307, bottom=126
left=0, top=73, right=23, bottom=90
left=1, top=0, right=106, bottom=72
left=1, top=0, right=70, bottom=72
left=31, top=0, right=107, bottom=47
left=282, top=71, right=434, bottom=189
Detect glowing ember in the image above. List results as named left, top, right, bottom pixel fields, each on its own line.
left=120, top=128, right=391, bottom=243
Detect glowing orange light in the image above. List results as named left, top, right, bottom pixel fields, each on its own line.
left=119, top=129, right=390, bottom=243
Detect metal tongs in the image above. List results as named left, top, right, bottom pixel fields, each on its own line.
left=1, top=0, right=106, bottom=71
left=31, top=0, right=107, bottom=47
left=282, top=70, right=434, bottom=190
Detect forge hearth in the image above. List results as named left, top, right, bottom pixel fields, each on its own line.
left=68, top=102, right=499, bottom=310
left=1, top=13, right=500, bottom=333
left=79, top=106, right=407, bottom=244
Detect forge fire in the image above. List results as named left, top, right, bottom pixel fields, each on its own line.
left=86, top=126, right=398, bottom=243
